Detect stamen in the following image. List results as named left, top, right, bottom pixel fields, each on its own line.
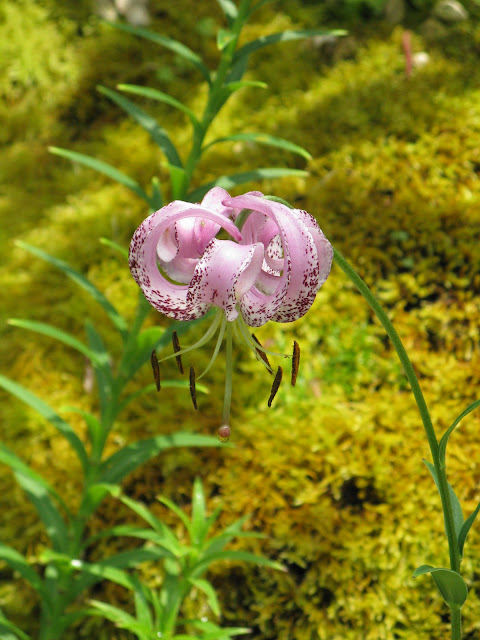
left=291, top=340, right=300, bottom=387
left=268, top=366, right=283, bottom=407
left=251, top=334, right=273, bottom=374
left=236, top=315, right=289, bottom=359
left=218, top=424, right=231, bottom=443
left=189, top=366, right=197, bottom=410
left=151, top=349, right=161, bottom=391
left=172, top=331, right=184, bottom=374
left=159, top=310, right=222, bottom=365
left=197, top=315, right=227, bottom=380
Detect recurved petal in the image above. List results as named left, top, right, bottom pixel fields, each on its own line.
left=129, top=197, right=242, bottom=321
left=187, top=239, right=264, bottom=322
left=225, top=193, right=331, bottom=325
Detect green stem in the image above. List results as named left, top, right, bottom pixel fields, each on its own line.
left=332, top=249, right=461, bottom=586
left=451, top=608, right=462, bottom=640
left=222, top=322, right=234, bottom=426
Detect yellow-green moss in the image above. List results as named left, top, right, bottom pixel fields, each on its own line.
left=1, top=0, right=480, bottom=638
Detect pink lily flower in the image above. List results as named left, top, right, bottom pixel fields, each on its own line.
left=129, top=187, right=332, bottom=439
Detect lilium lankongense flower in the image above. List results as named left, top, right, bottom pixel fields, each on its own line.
left=129, top=187, right=333, bottom=440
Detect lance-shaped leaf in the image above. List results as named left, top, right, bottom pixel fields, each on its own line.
left=16, top=241, right=128, bottom=338
left=439, top=399, right=480, bottom=467
left=424, top=460, right=464, bottom=539
left=413, top=565, right=468, bottom=610
left=99, top=433, right=224, bottom=484
left=0, top=375, right=88, bottom=473
left=186, top=577, right=220, bottom=616
left=150, top=175, right=164, bottom=210
left=458, top=501, right=480, bottom=557
left=0, top=543, right=47, bottom=601
left=216, top=0, right=237, bottom=25
left=87, top=601, right=151, bottom=640
left=203, top=132, right=311, bottom=160
left=187, top=168, right=308, bottom=201
left=8, top=319, right=103, bottom=366
left=85, top=320, right=113, bottom=420
left=0, top=610, right=32, bottom=640
left=117, top=84, right=201, bottom=131
left=189, top=550, right=285, bottom=578
left=49, top=147, right=151, bottom=205
left=98, top=86, right=183, bottom=168
left=105, top=21, right=211, bottom=84
left=233, top=29, right=347, bottom=62
left=0, top=443, right=70, bottom=517
left=99, top=237, right=129, bottom=260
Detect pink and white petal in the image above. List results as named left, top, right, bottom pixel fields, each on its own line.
left=157, top=255, right=198, bottom=284
left=225, top=193, right=329, bottom=324
left=129, top=198, right=242, bottom=321
left=194, top=217, right=221, bottom=254
left=187, top=239, right=264, bottom=322
left=291, top=208, right=333, bottom=286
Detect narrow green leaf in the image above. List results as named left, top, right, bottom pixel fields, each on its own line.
left=78, top=483, right=121, bottom=521
left=217, top=28, right=234, bottom=50
left=158, top=496, right=192, bottom=535
left=458, top=501, right=480, bottom=557
left=49, top=147, right=150, bottom=205
left=16, top=241, right=128, bottom=337
left=99, top=237, right=129, bottom=260
left=98, top=86, right=183, bottom=168
left=99, top=433, right=224, bottom=484
left=134, top=588, right=153, bottom=634
left=88, top=601, right=151, bottom=639
left=85, top=525, right=177, bottom=554
left=250, top=0, right=275, bottom=12
left=118, top=84, right=200, bottom=130
left=105, top=22, right=211, bottom=84
left=15, top=473, right=70, bottom=553
left=0, top=544, right=46, bottom=598
left=188, top=168, right=308, bottom=201
left=8, top=319, right=102, bottom=365
left=183, top=619, right=252, bottom=638
left=424, top=460, right=464, bottom=538
left=233, top=29, right=347, bottom=62
left=191, top=477, right=207, bottom=546
left=223, top=80, right=267, bottom=92
left=120, top=495, right=182, bottom=555
left=203, top=132, right=311, bottom=160
left=216, top=0, right=237, bottom=23
left=413, top=565, right=468, bottom=609
left=0, top=611, right=31, bottom=640
left=167, top=163, right=187, bottom=199
left=0, top=443, right=69, bottom=514
left=60, top=408, right=103, bottom=461
left=150, top=176, right=164, bottom=210
left=190, top=550, right=285, bottom=578
left=0, top=375, right=88, bottom=472
left=187, top=577, right=220, bottom=616
left=439, top=399, right=480, bottom=466
left=85, top=320, right=113, bottom=421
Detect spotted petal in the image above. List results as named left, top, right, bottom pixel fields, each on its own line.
left=129, top=198, right=242, bottom=321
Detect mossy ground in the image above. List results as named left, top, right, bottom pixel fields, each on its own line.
left=1, top=0, right=480, bottom=638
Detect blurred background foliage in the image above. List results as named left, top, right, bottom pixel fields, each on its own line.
left=1, top=0, right=480, bottom=638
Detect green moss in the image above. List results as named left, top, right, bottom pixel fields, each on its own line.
left=1, top=0, right=480, bottom=638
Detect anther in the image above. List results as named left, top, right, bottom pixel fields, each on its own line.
left=251, top=334, right=273, bottom=373
left=268, top=366, right=283, bottom=407
left=291, top=340, right=300, bottom=387
left=218, top=424, right=231, bottom=443
left=172, top=331, right=184, bottom=374
left=189, top=366, right=197, bottom=410
left=151, top=349, right=161, bottom=391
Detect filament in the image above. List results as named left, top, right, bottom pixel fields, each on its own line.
left=197, top=314, right=227, bottom=380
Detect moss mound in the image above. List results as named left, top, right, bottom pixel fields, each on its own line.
left=1, top=1, right=480, bottom=638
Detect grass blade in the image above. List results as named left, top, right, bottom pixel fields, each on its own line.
left=233, top=29, right=347, bottom=62
left=203, top=132, right=311, bottom=160
left=49, top=147, right=150, bottom=204
left=187, top=168, right=308, bottom=201
left=99, top=433, right=223, bottom=484
left=8, top=319, right=103, bottom=365
left=98, top=86, right=183, bottom=168
left=0, top=375, right=88, bottom=472
left=105, top=21, right=211, bottom=84
left=16, top=241, right=128, bottom=338
left=439, top=399, right=480, bottom=466
left=118, top=84, right=200, bottom=129
left=0, top=544, right=46, bottom=600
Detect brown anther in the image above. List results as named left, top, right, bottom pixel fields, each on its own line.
left=218, top=424, right=231, bottom=443
left=268, top=366, right=283, bottom=407
left=189, top=366, right=197, bottom=410
left=151, top=349, right=161, bottom=391
left=252, top=333, right=273, bottom=373
left=291, top=340, right=300, bottom=387
left=172, top=331, right=184, bottom=374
